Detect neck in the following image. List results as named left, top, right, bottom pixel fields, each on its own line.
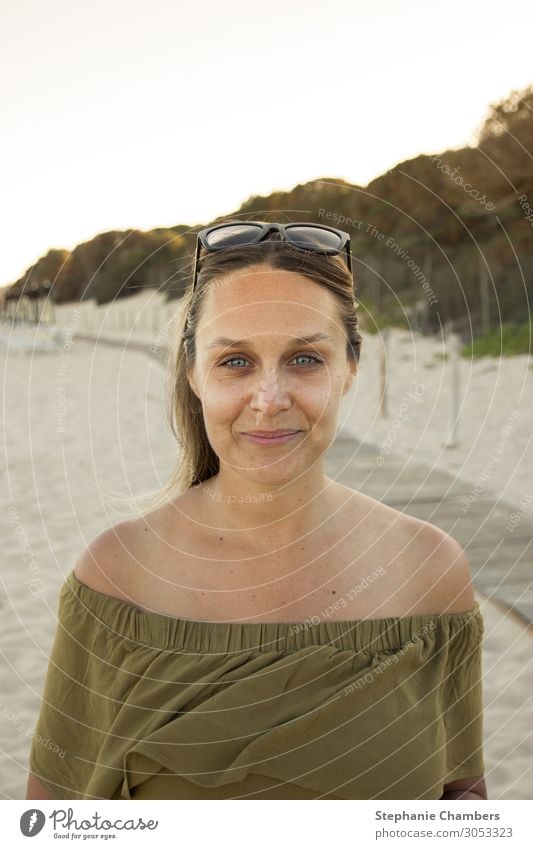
left=195, top=466, right=341, bottom=540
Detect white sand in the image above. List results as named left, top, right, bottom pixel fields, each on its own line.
left=340, top=326, right=533, bottom=521
left=0, top=332, right=175, bottom=800
left=0, top=320, right=531, bottom=799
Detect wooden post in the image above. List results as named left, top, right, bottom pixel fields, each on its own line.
left=479, top=253, right=490, bottom=335
left=422, top=254, right=432, bottom=334
left=445, top=320, right=460, bottom=448
left=379, top=327, right=390, bottom=418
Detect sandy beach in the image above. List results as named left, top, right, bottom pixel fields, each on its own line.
left=0, top=318, right=531, bottom=799
left=340, top=326, right=533, bottom=521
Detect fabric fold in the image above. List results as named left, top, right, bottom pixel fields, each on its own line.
left=29, top=570, right=485, bottom=800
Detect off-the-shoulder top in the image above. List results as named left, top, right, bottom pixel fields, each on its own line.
left=28, top=570, right=485, bottom=800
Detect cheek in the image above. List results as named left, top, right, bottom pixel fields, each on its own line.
left=203, top=379, right=243, bottom=417
left=295, top=372, right=343, bottom=413
left=297, top=386, right=331, bottom=415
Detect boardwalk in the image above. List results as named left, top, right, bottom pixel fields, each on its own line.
left=327, top=432, right=533, bottom=627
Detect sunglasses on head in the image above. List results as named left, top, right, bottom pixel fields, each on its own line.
left=191, top=220, right=352, bottom=291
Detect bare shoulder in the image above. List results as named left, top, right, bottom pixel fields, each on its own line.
left=337, top=486, right=477, bottom=616
left=400, top=512, right=477, bottom=614
left=73, top=517, right=148, bottom=603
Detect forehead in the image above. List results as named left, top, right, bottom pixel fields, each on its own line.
left=197, top=265, right=340, bottom=336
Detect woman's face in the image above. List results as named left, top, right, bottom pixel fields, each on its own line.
left=187, top=263, right=357, bottom=485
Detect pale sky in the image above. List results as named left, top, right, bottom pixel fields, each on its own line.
left=1, top=0, right=532, bottom=287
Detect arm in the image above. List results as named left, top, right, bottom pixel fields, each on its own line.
left=26, top=772, right=54, bottom=800
left=27, top=523, right=138, bottom=802
left=417, top=524, right=487, bottom=800
left=441, top=774, right=488, bottom=800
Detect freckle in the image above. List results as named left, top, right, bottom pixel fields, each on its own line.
left=331, top=590, right=336, bottom=594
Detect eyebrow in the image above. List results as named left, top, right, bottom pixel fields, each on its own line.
left=205, top=333, right=334, bottom=351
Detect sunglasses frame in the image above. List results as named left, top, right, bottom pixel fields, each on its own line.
left=191, top=220, right=352, bottom=291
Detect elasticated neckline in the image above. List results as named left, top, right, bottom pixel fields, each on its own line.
left=65, top=570, right=483, bottom=654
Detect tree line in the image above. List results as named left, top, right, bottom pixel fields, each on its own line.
left=3, top=84, right=532, bottom=339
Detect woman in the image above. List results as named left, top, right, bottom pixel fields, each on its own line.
left=27, top=220, right=486, bottom=800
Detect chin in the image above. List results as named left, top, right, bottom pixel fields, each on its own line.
left=243, top=454, right=317, bottom=486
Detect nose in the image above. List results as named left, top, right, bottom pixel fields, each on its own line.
left=250, top=367, right=291, bottom=426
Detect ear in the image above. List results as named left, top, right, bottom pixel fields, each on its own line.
left=343, top=360, right=357, bottom=395
left=187, top=365, right=200, bottom=400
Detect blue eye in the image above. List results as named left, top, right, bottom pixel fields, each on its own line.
left=293, top=354, right=323, bottom=367
left=218, top=356, right=248, bottom=369
left=218, top=354, right=323, bottom=369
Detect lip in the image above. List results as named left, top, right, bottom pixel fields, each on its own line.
left=242, top=429, right=302, bottom=445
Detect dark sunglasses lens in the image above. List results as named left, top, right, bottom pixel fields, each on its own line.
left=205, top=223, right=263, bottom=249
left=285, top=226, right=343, bottom=251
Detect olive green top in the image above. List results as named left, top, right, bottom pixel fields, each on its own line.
left=29, top=570, right=485, bottom=800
